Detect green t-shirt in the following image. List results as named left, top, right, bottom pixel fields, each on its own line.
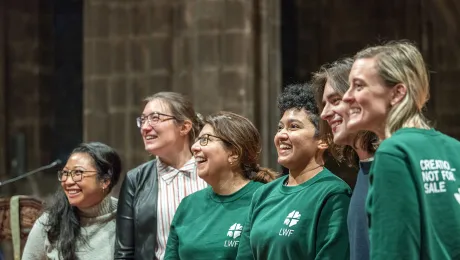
left=236, top=168, right=351, bottom=259
left=367, top=128, right=460, bottom=259
left=164, top=181, right=263, bottom=260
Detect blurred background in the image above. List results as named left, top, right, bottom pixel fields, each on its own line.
left=0, top=0, right=459, bottom=200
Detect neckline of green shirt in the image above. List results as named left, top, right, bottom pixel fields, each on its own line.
left=208, top=180, right=259, bottom=203
left=278, top=168, right=331, bottom=194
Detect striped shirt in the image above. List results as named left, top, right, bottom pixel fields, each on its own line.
left=155, top=157, right=207, bottom=260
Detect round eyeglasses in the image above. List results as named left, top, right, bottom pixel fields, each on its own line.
left=58, top=169, right=98, bottom=182
left=136, top=112, right=176, bottom=128
left=195, top=134, right=230, bottom=146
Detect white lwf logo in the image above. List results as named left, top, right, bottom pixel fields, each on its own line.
left=279, top=210, right=301, bottom=237
left=224, top=223, right=243, bottom=248
left=284, top=210, right=301, bottom=227
left=227, top=223, right=243, bottom=239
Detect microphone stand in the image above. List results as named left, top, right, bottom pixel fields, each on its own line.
left=0, top=159, right=62, bottom=187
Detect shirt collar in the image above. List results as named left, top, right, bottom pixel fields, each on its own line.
left=157, top=157, right=195, bottom=184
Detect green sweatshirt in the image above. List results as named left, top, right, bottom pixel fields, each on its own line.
left=367, top=128, right=460, bottom=259
left=165, top=181, right=263, bottom=260
left=236, top=168, right=351, bottom=260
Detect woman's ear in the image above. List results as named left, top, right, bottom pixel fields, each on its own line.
left=228, top=155, right=239, bottom=165
left=317, top=139, right=329, bottom=150
left=226, top=147, right=239, bottom=165
left=391, top=83, right=407, bottom=106
left=101, top=178, right=111, bottom=190
left=180, top=120, right=193, bottom=136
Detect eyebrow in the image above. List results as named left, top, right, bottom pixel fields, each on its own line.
left=67, top=165, right=87, bottom=170
left=141, top=111, right=159, bottom=116
left=350, top=77, right=365, bottom=85
left=324, top=92, right=341, bottom=102
left=279, top=118, right=304, bottom=125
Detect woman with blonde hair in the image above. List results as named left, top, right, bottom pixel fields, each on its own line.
left=343, top=40, right=460, bottom=259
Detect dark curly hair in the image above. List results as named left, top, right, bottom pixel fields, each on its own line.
left=44, top=142, right=122, bottom=260
left=277, top=83, right=320, bottom=137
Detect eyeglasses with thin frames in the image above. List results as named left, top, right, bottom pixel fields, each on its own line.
left=58, top=169, right=98, bottom=182
left=195, top=134, right=230, bottom=146
left=136, top=112, right=176, bottom=128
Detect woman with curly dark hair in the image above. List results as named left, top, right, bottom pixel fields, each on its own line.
left=22, top=142, right=122, bottom=260
left=236, top=84, right=351, bottom=260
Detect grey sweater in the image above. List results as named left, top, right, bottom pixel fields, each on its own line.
left=22, top=196, right=118, bottom=260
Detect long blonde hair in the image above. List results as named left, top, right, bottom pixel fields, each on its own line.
left=355, top=41, right=431, bottom=138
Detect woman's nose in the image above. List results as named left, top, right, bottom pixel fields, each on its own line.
left=342, top=89, right=353, bottom=103
left=320, top=104, right=333, bottom=120
left=191, top=141, right=201, bottom=154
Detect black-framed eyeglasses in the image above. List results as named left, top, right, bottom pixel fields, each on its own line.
left=136, top=112, right=176, bottom=128
left=58, top=169, right=98, bottom=182
left=195, top=134, right=230, bottom=146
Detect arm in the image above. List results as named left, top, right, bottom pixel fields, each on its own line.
left=367, top=152, right=420, bottom=259
left=315, top=193, right=351, bottom=260
left=235, top=195, right=256, bottom=260
left=114, top=172, right=137, bottom=259
left=22, top=215, right=47, bottom=260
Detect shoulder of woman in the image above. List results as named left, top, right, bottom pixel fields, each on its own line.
left=110, top=196, right=118, bottom=205
left=126, top=159, right=158, bottom=179
left=36, top=212, right=50, bottom=225
left=251, top=177, right=282, bottom=199
left=29, top=212, right=50, bottom=234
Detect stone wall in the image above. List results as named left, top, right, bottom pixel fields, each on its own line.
left=83, top=0, right=281, bottom=195
left=0, top=0, right=55, bottom=196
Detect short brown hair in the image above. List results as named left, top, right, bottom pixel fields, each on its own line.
left=204, top=111, right=278, bottom=183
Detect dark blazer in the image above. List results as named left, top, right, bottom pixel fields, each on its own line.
left=114, top=160, right=158, bottom=260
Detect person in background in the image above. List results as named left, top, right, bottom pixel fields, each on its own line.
left=164, top=111, right=277, bottom=259
left=236, top=84, right=351, bottom=260
left=115, top=92, right=207, bottom=260
left=311, top=57, right=378, bottom=260
left=343, top=40, right=460, bottom=259
left=23, top=142, right=122, bottom=260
